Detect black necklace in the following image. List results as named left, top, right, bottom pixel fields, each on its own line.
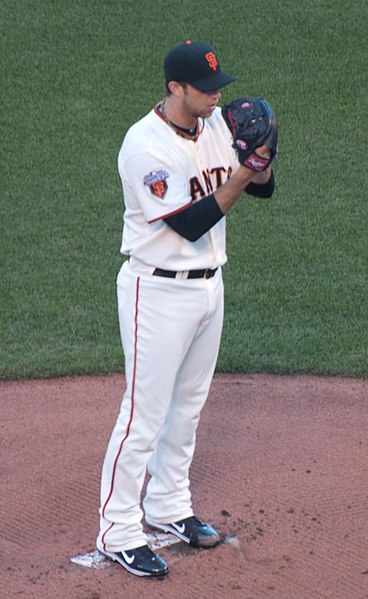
left=156, top=101, right=203, bottom=140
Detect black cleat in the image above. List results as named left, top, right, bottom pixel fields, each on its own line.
left=99, top=544, right=169, bottom=577
left=146, top=515, right=220, bottom=548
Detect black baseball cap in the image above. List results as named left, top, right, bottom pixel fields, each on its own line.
left=164, top=41, right=236, bottom=92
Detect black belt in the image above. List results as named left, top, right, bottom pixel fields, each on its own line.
left=153, top=267, right=218, bottom=280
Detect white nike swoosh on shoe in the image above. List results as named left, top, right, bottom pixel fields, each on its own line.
left=172, top=523, right=185, bottom=534
left=122, top=551, right=135, bottom=565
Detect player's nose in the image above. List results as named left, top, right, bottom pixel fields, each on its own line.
left=207, top=89, right=221, bottom=100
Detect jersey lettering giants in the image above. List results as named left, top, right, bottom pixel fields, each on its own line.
left=190, top=166, right=233, bottom=201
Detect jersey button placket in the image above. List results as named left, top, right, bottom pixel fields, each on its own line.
left=194, top=140, right=217, bottom=268
left=194, top=142, right=204, bottom=171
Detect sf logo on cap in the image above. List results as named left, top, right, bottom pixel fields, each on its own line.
left=205, top=52, right=218, bottom=71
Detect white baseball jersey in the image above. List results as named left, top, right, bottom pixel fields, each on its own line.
left=118, top=105, right=238, bottom=271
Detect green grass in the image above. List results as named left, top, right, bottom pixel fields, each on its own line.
left=1, top=0, right=367, bottom=379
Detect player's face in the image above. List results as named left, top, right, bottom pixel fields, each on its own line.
left=182, top=84, right=222, bottom=120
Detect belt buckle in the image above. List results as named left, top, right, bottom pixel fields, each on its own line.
left=204, top=269, right=211, bottom=279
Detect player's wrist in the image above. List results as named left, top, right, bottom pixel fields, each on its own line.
left=236, top=164, right=259, bottom=182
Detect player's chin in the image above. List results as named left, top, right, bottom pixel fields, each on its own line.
left=203, top=105, right=217, bottom=118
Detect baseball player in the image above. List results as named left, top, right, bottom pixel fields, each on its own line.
left=97, top=40, right=277, bottom=577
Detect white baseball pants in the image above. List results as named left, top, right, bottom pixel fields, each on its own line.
left=97, top=259, right=224, bottom=552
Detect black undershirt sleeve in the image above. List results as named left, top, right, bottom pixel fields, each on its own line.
left=163, top=170, right=275, bottom=242
left=245, top=170, right=275, bottom=198
left=164, top=194, right=223, bottom=242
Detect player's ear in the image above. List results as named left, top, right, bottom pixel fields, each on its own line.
left=168, top=81, right=184, bottom=97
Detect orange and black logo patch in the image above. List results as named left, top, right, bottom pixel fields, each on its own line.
left=150, top=179, right=167, bottom=198
left=143, top=169, right=169, bottom=199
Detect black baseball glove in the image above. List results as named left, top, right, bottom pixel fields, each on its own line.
left=221, top=97, right=278, bottom=171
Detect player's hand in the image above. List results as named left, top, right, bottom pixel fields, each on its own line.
left=254, top=144, right=271, bottom=159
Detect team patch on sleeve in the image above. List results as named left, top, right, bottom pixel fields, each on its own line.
left=143, top=169, right=169, bottom=199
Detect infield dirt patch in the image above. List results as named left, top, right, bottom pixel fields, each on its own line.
left=1, top=373, right=368, bottom=599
